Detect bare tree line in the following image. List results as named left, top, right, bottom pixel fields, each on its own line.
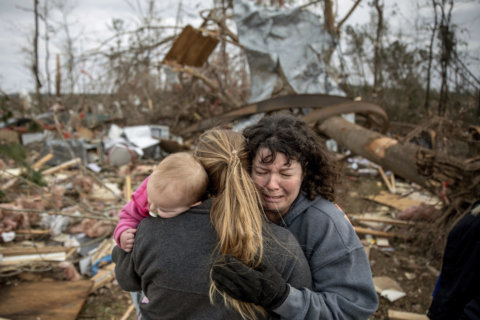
left=8, top=0, right=480, bottom=126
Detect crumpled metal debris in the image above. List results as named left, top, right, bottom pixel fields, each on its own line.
left=233, top=0, right=344, bottom=102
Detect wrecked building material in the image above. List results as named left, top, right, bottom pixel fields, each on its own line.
left=163, top=25, right=219, bottom=67
left=0, top=280, right=93, bottom=320
left=233, top=0, right=344, bottom=102
left=41, top=139, right=88, bottom=166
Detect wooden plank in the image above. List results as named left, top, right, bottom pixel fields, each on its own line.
left=163, top=25, right=219, bottom=67
left=0, top=246, right=70, bottom=256
left=378, top=166, right=394, bottom=192
left=354, top=226, right=404, bottom=238
left=390, top=172, right=396, bottom=193
left=364, top=191, right=424, bottom=211
left=42, top=158, right=81, bottom=175
left=349, top=215, right=414, bottom=226
left=91, top=263, right=115, bottom=291
left=388, top=309, right=429, bottom=320
left=0, top=177, right=17, bottom=190
left=14, top=229, right=50, bottom=235
left=0, top=280, right=93, bottom=320
left=124, top=175, right=132, bottom=201
left=0, top=252, right=66, bottom=265
left=32, top=153, right=54, bottom=170
left=120, top=303, right=135, bottom=320
left=91, top=238, right=115, bottom=263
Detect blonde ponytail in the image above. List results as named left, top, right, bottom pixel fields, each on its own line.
left=194, top=129, right=266, bottom=320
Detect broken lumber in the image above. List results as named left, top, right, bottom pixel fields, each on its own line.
left=349, top=215, right=413, bottom=226
left=91, top=263, right=115, bottom=291
left=388, top=310, right=428, bottom=320
left=0, top=252, right=66, bottom=265
left=378, top=166, right=395, bottom=193
left=0, top=280, right=93, bottom=320
left=364, top=191, right=424, bottom=211
left=120, top=303, right=135, bottom=320
left=32, top=153, right=54, bottom=170
left=124, top=175, right=132, bottom=201
left=0, top=245, right=70, bottom=256
left=353, top=226, right=404, bottom=238
left=42, top=157, right=81, bottom=175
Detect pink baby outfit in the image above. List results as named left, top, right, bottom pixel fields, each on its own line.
left=113, top=177, right=150, bottom=248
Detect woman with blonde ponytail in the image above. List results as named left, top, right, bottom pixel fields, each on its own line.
left=113, top=129, right=311, bottom=320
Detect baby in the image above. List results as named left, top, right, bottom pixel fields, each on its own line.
left=113, top=152, right=208, bottom=252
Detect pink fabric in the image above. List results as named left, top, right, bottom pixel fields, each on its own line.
left=113, top=177, right=150, bottom=248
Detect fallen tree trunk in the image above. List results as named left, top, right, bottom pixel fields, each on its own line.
left=314, top=115, right=480, bottom=225
left=313, top=116, right=431, bottom=188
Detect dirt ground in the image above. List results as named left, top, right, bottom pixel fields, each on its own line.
left=75, top=164, right=443, bottom=320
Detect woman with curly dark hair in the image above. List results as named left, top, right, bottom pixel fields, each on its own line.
left=212, top=113, right=378, bottom=320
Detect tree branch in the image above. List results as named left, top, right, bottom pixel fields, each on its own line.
left=336, top=0, right=363, bottom=33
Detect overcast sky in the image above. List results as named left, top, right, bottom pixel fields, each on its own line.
left=0, top=0, right=479, bottom=94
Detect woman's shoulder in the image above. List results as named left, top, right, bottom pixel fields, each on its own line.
left=292, top=195, right=347, bottom=225
left=289, top=195, right=361, bottom=251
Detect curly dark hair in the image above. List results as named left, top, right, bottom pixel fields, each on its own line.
left=243, top=112, right=339, bottom=202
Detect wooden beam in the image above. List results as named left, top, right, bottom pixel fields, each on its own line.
left=388, top=309, right=429, bottom=320
left=378, top=166, right=394, bottom=193
left=0, top=280, right=93, bottom=320
left=349, top=215, right=414, bottom=226
left=354, top=226, right=404, bottom=238
left=32, top=153, right=54, bottom=170
left=120, top=304, right=135, bottom=320
left=0, top=246, right=69, bottom=256
left=124, top=175, right=132, bottom=201
left=91, top=263, right=115, bottom=292
left=42, top=158, right=81, bottom=175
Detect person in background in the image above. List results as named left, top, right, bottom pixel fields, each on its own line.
left=427, top=200, right=480, bottom=320
left=112, top=129, right=312, bottom=320
left=212, top=113, right=378, bottom=319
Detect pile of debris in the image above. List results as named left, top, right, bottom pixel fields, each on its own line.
left=0, top=99, right=477, bottom=318
left=0, top=113, right=191, bottom=319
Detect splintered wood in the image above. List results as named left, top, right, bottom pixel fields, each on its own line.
left=365, top=191, right=424, bottom=211
left=0, top=280, right=93, bottom=320
left=163, top=25, right=219, bottom=67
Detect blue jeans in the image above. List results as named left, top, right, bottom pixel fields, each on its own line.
left=130, top=291, right=146, bottom=320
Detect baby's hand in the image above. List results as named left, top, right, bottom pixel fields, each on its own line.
left=120, top=228, right=137, bottom=253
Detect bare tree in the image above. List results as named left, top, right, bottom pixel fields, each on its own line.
left=424, top=0, right=438, bottom=115
left=373, top=0, right=384, bottom=102
left=33, top=0, right=43, bottom=109
left=42, top=0, right=52, bottom=96
left=437, top=0, right=455, bottom=116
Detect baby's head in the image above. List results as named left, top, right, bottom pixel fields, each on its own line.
left=147, top=152, right=208, bottom=218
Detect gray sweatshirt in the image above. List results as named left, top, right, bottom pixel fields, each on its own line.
left=112, top=200, right=312, bottom=320
left=273, top=194, right=379, bottom=320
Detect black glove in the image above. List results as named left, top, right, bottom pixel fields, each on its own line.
left=212, top=255, right=290, bottom=310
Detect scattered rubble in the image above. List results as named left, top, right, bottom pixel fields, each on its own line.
left=0, top=96, right=477, bottom=319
